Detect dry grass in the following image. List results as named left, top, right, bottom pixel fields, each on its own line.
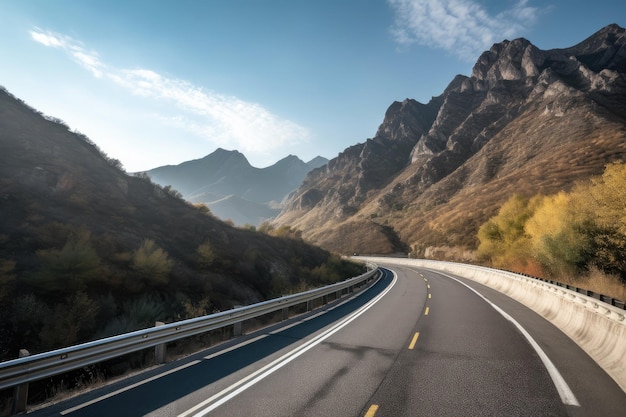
left=559, top=267, right=626, bottom=302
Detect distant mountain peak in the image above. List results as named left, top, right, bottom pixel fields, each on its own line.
left=146, top=150, right=328, bottom=225
left=203, top=148, right=249, bottom=163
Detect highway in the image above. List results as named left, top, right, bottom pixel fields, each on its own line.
left=27, top=265, right=626, bottom=416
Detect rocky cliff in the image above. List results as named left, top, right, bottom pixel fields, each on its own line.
left=274, top=24, right=626, bottom=257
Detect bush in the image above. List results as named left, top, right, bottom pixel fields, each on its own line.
left=477, top=163, right=626, bottom=281
left=33, top=234, right=101, bottom=295
left=129, top=239, right=172, bottom=291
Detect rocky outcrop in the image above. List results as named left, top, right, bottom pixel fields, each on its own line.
left=274, top=24, right=626, bottom=255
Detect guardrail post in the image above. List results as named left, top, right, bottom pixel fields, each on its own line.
left=282, top=306, right=289, bottom=321
left=233, top=306, right=243, bottom=337
left=12, top=349, right=30, bottom=414
left=154, top=322, right=166, bottom=364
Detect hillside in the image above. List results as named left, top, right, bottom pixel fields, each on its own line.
left=0, top=87, right=359, bottom=360
left=145, top=150, right=328, bottom=226
left=274, top=24, right=626, bottom=257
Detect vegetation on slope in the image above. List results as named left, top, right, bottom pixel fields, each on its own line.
left=476, top=162, right=626, bottom=298
left=0, top=86, right=364, bottom=362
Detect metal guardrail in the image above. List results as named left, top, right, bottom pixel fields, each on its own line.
left=466, top=264, right=626, bottom=310
left=0, top=266, right=379, bottom=392
left=512, top=272, right=626, bottom=310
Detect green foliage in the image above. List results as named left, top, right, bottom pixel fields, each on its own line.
left=162, top=185, right=183, bottom=199
left=271, top=225, right=303, bottom=240
left=34, top=233, right=101, bottom=294
left=196, top=241, right=216, bottom=268
left=180, top=294, right=211, bottom=319
left=95, top=294, right=166, bottom=339
left=129, top=239, right=172, bottom=290
left=124, top=295, right=165, bottom=327
left=39, top=292, right=99, bottom=350
left=306, top=255, right=364, bottom=286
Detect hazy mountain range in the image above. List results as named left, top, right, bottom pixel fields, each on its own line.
left=273, top=23, right=626, bottom=257
left=145, top=150, right=328, bottom=226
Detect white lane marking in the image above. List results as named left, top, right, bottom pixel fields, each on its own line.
left=178, top=271, right=398, bottom=417
left=431, top=270, right=580, bottom=407
left=203, top=334, right=268, bottom=360
left=60, top=359, right=202, bottom=415
left=62, top=273, right=388, bottom=415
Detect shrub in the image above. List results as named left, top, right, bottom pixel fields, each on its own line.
left=129, top=240, right=172, bottom=290
left=34, top=234, right=101, bottom=295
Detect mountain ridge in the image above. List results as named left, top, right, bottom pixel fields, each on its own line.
left=146, top=149, right=328, bottom=225
left=0, top=86, right=359, bottom=359
left=274, top=23, right=626, bottom=257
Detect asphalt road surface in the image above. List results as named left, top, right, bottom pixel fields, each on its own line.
left=27, top=265, right=626, bottom=416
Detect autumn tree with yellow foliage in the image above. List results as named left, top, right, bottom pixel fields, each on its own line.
left=477, top=162, right=626, bottom=284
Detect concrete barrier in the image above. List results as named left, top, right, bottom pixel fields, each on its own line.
left=361, top=257, right=626, bottom=393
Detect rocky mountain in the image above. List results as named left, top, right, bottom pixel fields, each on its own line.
left=0, top=87, right=360, bottom=358
left=274, top=24, right=626, bottom=257
left=145, top=150, right=328, bottom=225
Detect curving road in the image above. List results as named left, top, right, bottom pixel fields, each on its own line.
left=28, top=265, right=626, bottom=416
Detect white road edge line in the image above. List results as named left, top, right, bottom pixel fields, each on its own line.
left=178, top=270, right=398, bottom=417
left=432, top=269, right=580, bottom=407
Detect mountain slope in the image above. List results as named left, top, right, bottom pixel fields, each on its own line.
left=146, top=150, right=327, bottom=225
left=274, top=24, right=626, bottom=257
left=0, top=87, right=357, bottom=358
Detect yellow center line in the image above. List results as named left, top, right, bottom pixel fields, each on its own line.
left=365, top=404, right=379, bottom=417
left=425, top=307, right=430, bottom=315
left=427, top=284, right=431, bottom=289
left=428, top=293, right=432, bottom=299
left=408, top=332, right=420, bottom=350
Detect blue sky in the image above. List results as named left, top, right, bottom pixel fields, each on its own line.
left=1, top=1, right=624, bottom=171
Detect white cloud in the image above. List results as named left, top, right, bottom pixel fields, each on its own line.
left=29, top=28, right=309, bottom=156
left=30, top=28, right=104, bottom=77
left=388, top=0, right=539, bottom=61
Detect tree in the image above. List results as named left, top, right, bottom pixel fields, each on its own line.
left=196, top=241, right=216, bottom=268
left=39, top=292, right=99, bottom=350
left=130, top=239, right=173, bottom=289
left=525, top=192, right=592, bottom=277
left=585, top=163, right=626, bottom=278
left=34, top=234, right=101, bottom=294
left=477, top=163, right=626, bottom=280
left=590, top=162, right=626, bottom=234
left=476, top=194, right=540, bottom=268
left=272, top=225, right=303, bottom=240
